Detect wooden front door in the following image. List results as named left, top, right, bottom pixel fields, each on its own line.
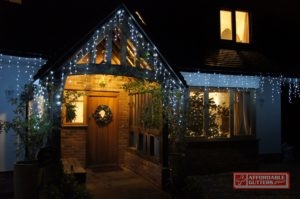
left=87, top=92, right=118, bottom=168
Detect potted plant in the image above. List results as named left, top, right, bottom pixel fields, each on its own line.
left=0, top=84, right=52, bottom=199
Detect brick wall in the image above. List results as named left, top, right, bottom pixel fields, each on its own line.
left=61, top=75, right=166, bottom=186
left=61, top=79, right=130, bottom=168
left=124, top=151, right=162, bottom=187
left=61, top=128, right=86, bottom=167
left=117, top=90, right=130, bottom=166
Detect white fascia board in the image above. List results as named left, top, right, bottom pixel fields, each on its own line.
left=181, top=72, right=260, bottom=89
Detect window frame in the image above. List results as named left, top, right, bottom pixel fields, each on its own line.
left=187, top=87, right=256, bottom=139
left=62, top=90, right=87, bottom=127
left=220, top=9, right=251, bottom=44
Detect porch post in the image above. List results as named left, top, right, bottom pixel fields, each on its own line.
left=120, top=24, right=127, bottom=66
left=106, top=30, right=112, bottom=64
left=161, top=115, right=169, bottom=190
left=45, top=73, right=63, bottom=156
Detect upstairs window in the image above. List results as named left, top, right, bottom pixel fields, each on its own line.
left=220, top=10, right=250, bottom=43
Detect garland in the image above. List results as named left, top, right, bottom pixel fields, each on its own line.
left=92, top=105, right=113, bottom=126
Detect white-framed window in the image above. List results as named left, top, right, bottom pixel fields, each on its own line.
left=220, top=10, right=250, bottom=43
left=186, top=88, right=255, bottom=139
left=62, top=90, right=87, bottom=126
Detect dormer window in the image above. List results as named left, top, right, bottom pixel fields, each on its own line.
left=220, top=10, right=250, bottom=44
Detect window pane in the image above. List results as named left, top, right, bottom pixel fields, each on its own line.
left=73, top=100, right=84, bottom=123
left=235, top=11, right=250, bottom=43
left=209, top=92, right=230, bottom=138
left=140, top=57, right=151, bottom=70
left=126, top=39, right=137, bottom=67
left=234, top=92, right=252, bottom=135
left=111, top=29, right=121, bottom=65
left=220, top=10, right=232, bottom=40
left=186, top=89, right=254, bottom=139
left=77, top=52, right=91, bottom=64
left=187, top=91, right=204, bottom=136
left=95, top=39, right=106, bottom=64
left=63, top=91, right=85, bottom=125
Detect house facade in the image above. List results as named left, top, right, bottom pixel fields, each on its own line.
left=176, top=4, right=299, bottom=173
left=178, top=6, right=298, bottom=174
left=1, top=2, right=300, bottom=189
left=0, top=53, right=46, bottom=171
left=31, top=5, right=185, bottom=187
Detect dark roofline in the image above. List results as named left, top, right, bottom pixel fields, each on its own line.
left=0, top=48, right=48, bottom=60
left=33, top=3, right=186, bottom=88
left=120, top=5, right=187, bottom=87
left=33, top=4, right=125, bottom=80
left=180, top=65, right=300, bottom=79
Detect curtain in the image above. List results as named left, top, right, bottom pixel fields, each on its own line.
left=234, top=92, right=251, bottom=135
left=243, top=12, right=249, bottom=43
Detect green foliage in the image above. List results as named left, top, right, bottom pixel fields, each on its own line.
left=217, top=102, right=230, bottom=117
left=187, top=91, right=204, bottom=136
left=122, top=79, right=185, bottom=140
left=186, top=91, right=220, bottom=138
left=141, top=88, right=163, bottom=129
left=40, top=161, right=91, bottom=199
left=166, top=90, right=185, bottom=141
left=0, top=84, right=52, bottom=161
left=41, top=184, right=64, bottom=199
left=65, top=104, right=77, bottom=122
left=122, top=79, right=159, bottom=94
left=59, top=173, right=91, bottom=199
left=122, top=79, right=163, bottom=129
left=217, top=102, right=230, bottom=134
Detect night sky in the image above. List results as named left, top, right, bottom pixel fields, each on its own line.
left=1, top=0, right=300, bottom=70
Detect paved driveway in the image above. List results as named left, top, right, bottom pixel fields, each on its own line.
left=86, top=167, right=171, bottom=199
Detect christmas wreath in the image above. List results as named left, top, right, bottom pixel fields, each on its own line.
left=92, top=105, right=113, bottom=126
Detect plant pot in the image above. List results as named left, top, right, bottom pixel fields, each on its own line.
left=13, top=161, right=42, bottom=199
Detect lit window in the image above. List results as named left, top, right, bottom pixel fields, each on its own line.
left=95, top=39, right=106, bottom=64
left=62, top=91, right=86, bottom=126
left=186, top=89, right=254, bottom=139
left=126, top=39, right=151, bottom=70
left=220, top=10, right=250, bottom=43
left=77, top=52, right=91, bottom=64
left=220, top=10, right=233, bottom=40
left=111, top=29, right=121, bottom=65
left=126, top=39, right=137, bottom=67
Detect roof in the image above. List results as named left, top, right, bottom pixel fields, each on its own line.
left=32, top=3, right=186, bottom=87
left=179, top=49, right=279, bottom=76
left=1, top=0, right=300, bottom=76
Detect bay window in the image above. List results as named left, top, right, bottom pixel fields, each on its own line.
left=186, top=88, right=255, bottom=139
